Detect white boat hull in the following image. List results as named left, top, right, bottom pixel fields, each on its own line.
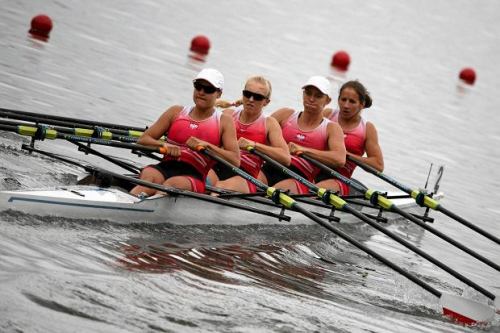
left=0, top=186, right=427, bottom=226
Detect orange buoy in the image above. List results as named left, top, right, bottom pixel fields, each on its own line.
left=331, top=51, right=350, bottom=71
left=190, top=35, right=211, bottom=55
left=29, top=14, right=53, bottom=38
left=459, top=68, right=476, bottom=85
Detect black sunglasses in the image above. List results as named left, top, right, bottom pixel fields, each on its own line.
left=193, top=81, right=218, bottom=94
left=242, top=90, right=267, bottom=101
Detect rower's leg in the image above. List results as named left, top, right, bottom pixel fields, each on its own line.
left=130, top=167, right=165, bottom=196
left=164, top=176, right=197, bottom=192
left=315, top=179, right=342, bottom=194
left=215, top=175, right=252, bottom=193
left=272, top=179, right=301, bottom=194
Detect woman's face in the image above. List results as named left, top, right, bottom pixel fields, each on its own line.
left=192, top=79, right=222, bottom=109
left=302, top=86, right=330, bottom=112
left=338, top=87, right=363, bottom=119
left=242, top=80, right=269, bottom=115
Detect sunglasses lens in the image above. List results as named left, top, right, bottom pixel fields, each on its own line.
left=242, top=90, right=266, bottom=101
left=194, top=81, right=217, bottom=94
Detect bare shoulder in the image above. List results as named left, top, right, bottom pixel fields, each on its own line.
left=323, top=107, right=334, bottom=118
left=365, top=121, right=378, bottom=134
left=270, top=107, right=295, bottom=123
left=222, top=108, right=235, bottom=116
left=162, top=105, right=184, bottom=119
left=327, top=120, right=343, bottom=132
left=265, top=116, right=282, bottom=131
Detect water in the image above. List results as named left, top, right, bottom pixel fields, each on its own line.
left=1, top=0, right=500, bottom=331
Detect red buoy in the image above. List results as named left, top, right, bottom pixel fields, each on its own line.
left=190, top=35, right=211, bottom=55
left=459, top=68, right=476, bottom=85
left=331, top=51, right=350, bottom=71
left=29, top=14, right=53, bottom=38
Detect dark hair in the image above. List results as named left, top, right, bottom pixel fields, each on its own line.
left=338, top=80, right=372, bottom=108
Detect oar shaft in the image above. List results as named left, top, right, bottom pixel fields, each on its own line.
left=0, top=107, right=146, bottom=132
left=392, top=205, right=500, bottom=273
left=0, top=123, right=161, bottom=154
left=0, top=118, right=140, bottom=142
left=295, top=203, right=443, bottom=298
left=347, top=155, right=500, bottom=246
left=200, top=147, right=442, bottom=298
left=253, top=149, right=498, bottom=300
left=437, top=205, right=500, bottom=244
left=302, top=153, right=500, bottom=273
left=345, top=204, right=496, bottom=300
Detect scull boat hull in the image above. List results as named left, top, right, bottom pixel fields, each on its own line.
left=0, top=186, right=427, bottom=226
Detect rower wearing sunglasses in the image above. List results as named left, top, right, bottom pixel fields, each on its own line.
left=130, top=68, right=240, bottom=196
left=261, top=76, right=346, bottom=194
left=209, top=76, right=290, bottom=193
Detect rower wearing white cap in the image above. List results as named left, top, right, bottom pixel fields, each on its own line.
left=261, top=75, right=346, bottom=194
left=130, top=68, right=240, bottom=196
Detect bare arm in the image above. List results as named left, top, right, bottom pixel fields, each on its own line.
left=349, top=121, right=384, bottom=171
left=248, top=117, right=290, bottom=166
left=137, top=106, right=182, bottom=147
left=293, top=122, right=346, bottom=168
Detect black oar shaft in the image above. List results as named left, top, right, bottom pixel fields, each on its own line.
left=344, top=204, right=496, bottom=300
left=252, top=149, right=497, bottom=301
left=437, top=205, right=500, bottom=244
left=293, top=203, right=442, bottom=298
left=347, top=155, right=500, bottom=245
left=302, top=154, right=500, bottom=273
left=0, top=107, right=146, bottom=132
left=200, top=148, right=443, bottom=299
left=0, top=123, right=159, bottom=153
left=392, top=205, right=500, bottom=273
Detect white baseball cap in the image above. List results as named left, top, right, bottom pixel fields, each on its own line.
left=194, top=68, right=224, bottom=91
left=302, top=76, right=331, bottom=96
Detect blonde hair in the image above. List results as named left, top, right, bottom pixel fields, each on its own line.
left=245, top=76, right=272, bottom=99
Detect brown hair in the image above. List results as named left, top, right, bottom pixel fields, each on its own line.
left=339, top=80, right=372, bottom=108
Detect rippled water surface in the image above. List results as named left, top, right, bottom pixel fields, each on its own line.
left=1, top=0, right=500, bottom=332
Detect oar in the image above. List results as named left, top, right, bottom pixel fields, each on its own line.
left=0, top=119, right=140, bottom=143
left=0, top=107, right=146, bottom=132
left=347, top=156, right=500, bottom=245
left=198, top=146, right=495, bottom=325
left=0, top=123, right=163, bottom=154
left=294, top=153, right=500, bottom=273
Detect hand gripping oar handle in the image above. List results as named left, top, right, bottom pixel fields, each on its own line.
left=347, top=155, right=500, bottom=245
left=299, top=153, right=500, bottom=273
left=250, top=148, right=499, bottom=304
left=200, top=146, right=495, bottom=324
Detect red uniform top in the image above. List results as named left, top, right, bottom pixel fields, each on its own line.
left=233, top=108, right=267, bottom=178
left=164, top=106, right=221, bottom=177
left=328, top=110, right=366, bottom=178
left=281, top=111, right=329, bottom=181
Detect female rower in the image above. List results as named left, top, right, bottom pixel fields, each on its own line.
left=262, top=76, right=346, bottom=194
left=212, top=76, right=290, bottom=193
left=322, top=80, right=383, bottom=193
left=130, top=68, right=240, bottom=196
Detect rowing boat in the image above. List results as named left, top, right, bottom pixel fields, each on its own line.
left=0, top=184, right=423, bottom=226
left=1, top=108, right=498, bottom=325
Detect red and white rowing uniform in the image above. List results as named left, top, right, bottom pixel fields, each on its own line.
left=161, top=106, right=221, bottom=192
left=327, top=110, right=366, bottom=178
left=280, top=111, right=329, bottom=194
left=232, top=108, right=267, bottom=193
